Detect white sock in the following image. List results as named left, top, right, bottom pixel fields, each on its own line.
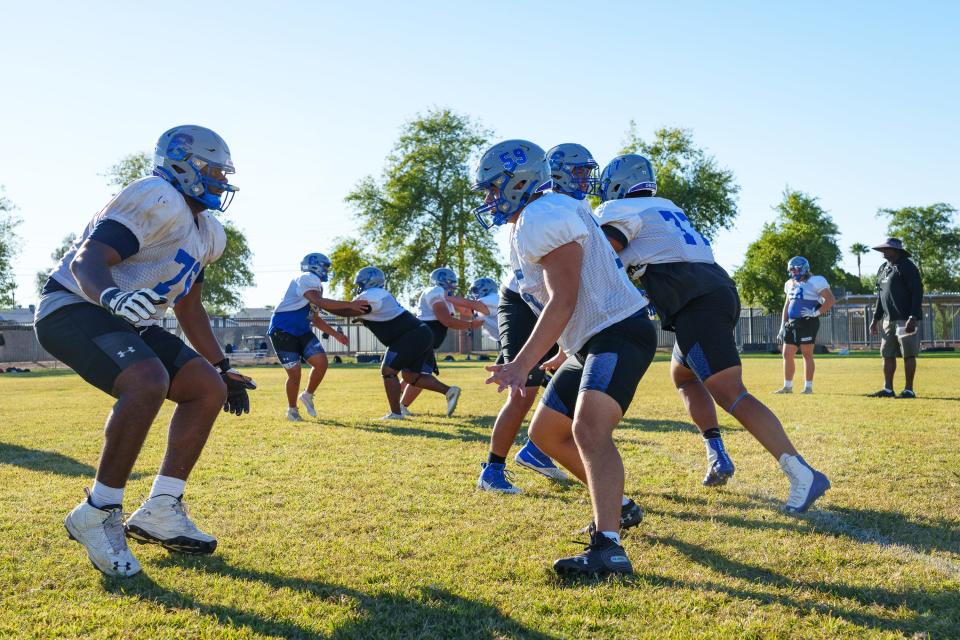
left=783, top=380, right=793, bottom=389
left=301, top=391, right=313, bottom=398
left=150, top=475, right=186, bottom=499
left=884, top=387, right=893, bottom=393
left=804, top=381, right=813, bottom=390
left=89, top=481, right=124, bottom=508
left=621, top=496, right=630, bottom=506
left=600, top=531, right=622, bottom=545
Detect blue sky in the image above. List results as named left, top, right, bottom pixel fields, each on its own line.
left=2, top=2, right=958, bottom=308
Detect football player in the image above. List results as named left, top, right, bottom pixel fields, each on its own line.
left=475, top=140, right=655, bottom=577
left=397, top=267, right=483, bottom=416
left=774, top=257, right=835, bottom=394
left=347, top=267, right=461, bottom=419
left=595, top=153, right=830, bottom=513
left=268, top=253, right=371, bottom=421
left=33, top=125, right=255, bottom=577
left=473, top=141, right=599, bottom=494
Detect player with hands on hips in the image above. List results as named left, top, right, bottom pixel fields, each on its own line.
left=595, top=153, right=830, bottom=514
left=268, top=253, right=370, bottom=421
left=774, top=257, right=835, bottom=395
left=33, top=125, right=253, bottom=577
left=474, top=140, right=656, bottom=577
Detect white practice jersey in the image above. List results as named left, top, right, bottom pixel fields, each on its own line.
left=784, top=275, right=830, bottom=320
left=594, top=197, right=715, bottom=272
left=45, top=177, right=226, bottom=326
left=476, top=292, right=500, bottom=342
left=274, top=272, right=324, bottom=313
left=416, top=285, right=453, bottom=321
left=355, top=287, right=407, bottom=322
left=511, top=192, right=648, bottom=355
left=501, top=272, right=519, bottom=293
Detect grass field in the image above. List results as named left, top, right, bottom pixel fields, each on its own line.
left=1, top=354, right=959, bottom=639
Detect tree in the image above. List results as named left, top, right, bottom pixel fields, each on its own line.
left=102, top=152, right=255, bottom=313
left=35, top=233, right=77, bottom=296
left=733, top=189, right=843, bottom=312
left=849, top=242, right=870, bottom=281
left=345, top=108, right=500, bottom=301
left=328, top=237, right=374, bottom=300
left=620, top=124, right=740, bottom=240
left=878, top=203, right=960, bottom=292
left=0, top=188, right=22, bottom=307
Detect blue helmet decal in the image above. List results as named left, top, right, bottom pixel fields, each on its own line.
left=430, top=267, right=458, bottom=293
left=787, top=256, right=810, bottom=280
left=301, top=253, right=332, bottom=281
left=469, top=277, right=498, bottom=299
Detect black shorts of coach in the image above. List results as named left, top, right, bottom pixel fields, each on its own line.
left=782, top=317, right=819, bottom=347
left=540, top=310, right=657, bottom=419
left=671, top=285, right=743, bottom=381
left=34, top=302, right=202, bottom=395
left=382, top=324, right=436, bottom=375
left=496, top=287, right=559, bottom=388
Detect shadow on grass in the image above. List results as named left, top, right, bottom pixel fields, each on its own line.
left=618, top=418, right=700, bottom=434
left=642, top=534, right=960, bottom=636
left=0, top=442, right=95, bottom=478
left=105, top=555, right=556, bottom=640
left=655, top=491, right=960, bottom=556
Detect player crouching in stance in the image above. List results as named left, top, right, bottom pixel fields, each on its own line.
left=470, top=275, right=567, bottom=493
left=774, top=257, right=835, bottom=395
left=398, top=267, right=481, bottom=416
left=268, top=253, right=370, bottom=421
left=475, top=140, right=655, bottom=577
left=349, top=267, right=461, bottom=419
left=595, top=153, right=830, bottom=513
left=33, top=125, right=255, bottom=577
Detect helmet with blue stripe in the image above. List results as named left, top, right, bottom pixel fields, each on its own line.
left=301, top=253, right=332, bottom=281
left=787, top=256, right=810, bottom=281
left=353, top=266, right=386, bottom=295
left=547, top=143, right=599, bottom=200
left=598, top=154, right=657, bottom=202
left=471, top=140, right=552, bottom=229
left=468, top=277, right=497, bottom=299
left=430, top=267, right=458, bottom=294
left=153, top=125, right=238, bottom=212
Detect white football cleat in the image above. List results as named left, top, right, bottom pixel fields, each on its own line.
left=298, top=391, right=317, bottom=417
left=379, top=412, right=404, bottom=421
left=286, top=408, right=303, bottom=422
left=125, top=495, right=217, bottom=554
left=780, top=455, right=831, bottom=513
left=64, top=494, right=141, bottom=578
left=400, top=404, right=415, bottom=417
left=445, top=386, right=461, bottom=417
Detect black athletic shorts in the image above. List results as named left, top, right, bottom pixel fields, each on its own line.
left=540, top=310, right=657, bottom=418
left=783, top=317, right=819, bottom=347
left=497, top=287, right=559, bottom=388
left=671, top=285, right=742, bottom=380
left=269, top=329, right=324, bottom=369
left=382, top=323, right=435, bottom=375
left=35, top=302, right=201, bottom=395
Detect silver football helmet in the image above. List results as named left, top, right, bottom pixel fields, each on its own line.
left=354, top=266, right=386, bottom=294
left=598, top=154, right=657, bottom=202
left=547, top=143, right=599, bottom=200
left=301, top=253, right=332, bottom=282
left=154, top=125, right=238, bottom=212
left=468, top=277, right=498, bottom=299
left=788, top=256, right=810, bottom=281
left=471, top=139, right=552, bottom=229
left=430, top=267, right=458, bottom=293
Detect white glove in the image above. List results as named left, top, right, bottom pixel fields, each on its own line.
left=777, top=323, right=787, bottom=341
left=100, top=287, right=167, bottom=324
left=801, top=308, right=821, bottom=318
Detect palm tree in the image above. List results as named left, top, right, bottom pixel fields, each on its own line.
left=850, top=242, right=870, bottom=281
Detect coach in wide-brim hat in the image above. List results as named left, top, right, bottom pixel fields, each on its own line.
left=872, top=237, right=911, bottom=257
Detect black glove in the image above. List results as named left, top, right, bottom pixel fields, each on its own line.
left=215, top=358, right=256, bottom=415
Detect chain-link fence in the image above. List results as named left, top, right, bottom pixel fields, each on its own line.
left=2, top=301, right=958, bottom=366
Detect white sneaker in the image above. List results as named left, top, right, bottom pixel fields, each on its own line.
left=445, top=386, right=461, bottom=417
left=125, top=495, right=217, bottom=554
left=772, top=387, right=792, bottom=394
left=298, top=391, right=317, bottom=417
left=286, top=408, right=303, bottom=422
left=400, top=404, right=415, bottom=417
left=780, top=455, right=831, bottom=513
left=64, top=494, right=141, bottom=577
left=379, top=412, right=404, bottom=420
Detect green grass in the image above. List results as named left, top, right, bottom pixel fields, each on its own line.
left=1, top=355, right=958, bottom=639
